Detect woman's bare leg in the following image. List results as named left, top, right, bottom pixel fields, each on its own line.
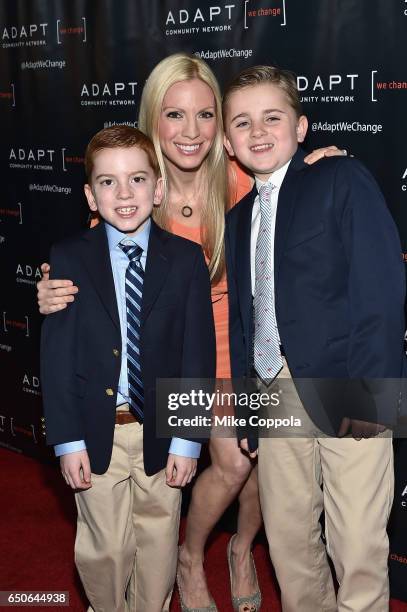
left=177, top=436, right=261, bottom=608
left=229, top=466, right=263, bottom=609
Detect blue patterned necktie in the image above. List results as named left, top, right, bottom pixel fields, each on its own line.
left=119, top=241, right=144, bottom=419
left=253, top=183, right=283, bottom=382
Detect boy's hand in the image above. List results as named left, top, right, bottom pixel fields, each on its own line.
left=37, top=263, right=79, bottom=315
left=165, top=454, right=197, bottom=488
left=338, top=417, right=386, bottom=440
left=240, top=438, right=258, bottom=458
left=60, top=450, right=92, bottom=490
left=304, top=145, right=347, bottom=165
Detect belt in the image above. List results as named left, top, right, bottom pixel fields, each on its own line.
left=115, top=410, right=142, bottom=425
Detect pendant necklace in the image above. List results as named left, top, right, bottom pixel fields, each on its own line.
left=181, top=205, right=193, bottom=218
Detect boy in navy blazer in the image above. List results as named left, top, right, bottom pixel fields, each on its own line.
left=41, top=126, right=215, bottom=612
left=223, top=66, right=405, bottom=612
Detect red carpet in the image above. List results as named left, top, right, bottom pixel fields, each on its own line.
left=1, top=447, right=406, bottom=612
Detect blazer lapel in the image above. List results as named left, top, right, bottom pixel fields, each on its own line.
left=79, top=223, right=120, bottom=331
left=235, top=186, right=256, bottom=340
left=141, top=220, right=170, bottom=325
left=274, top=148, right=308, bottom=282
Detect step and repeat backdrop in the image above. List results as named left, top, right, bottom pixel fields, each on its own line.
left=1, top=0, right=406, bottom=600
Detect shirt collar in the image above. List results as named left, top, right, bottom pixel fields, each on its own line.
left=105, top=217, right=151, bottom=253
left=255, top=159, right=291, bottom=194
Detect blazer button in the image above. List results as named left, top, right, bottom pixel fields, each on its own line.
left=40, top=416, right=45, bottom=422
left=106, top=388, right=114, bottom=396
left=113, top=349, right=120, bottom=357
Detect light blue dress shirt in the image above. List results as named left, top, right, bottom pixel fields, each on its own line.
left=55, top=219, right=201, bottom=460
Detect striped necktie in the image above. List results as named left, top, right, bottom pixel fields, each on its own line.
left=253, top=183, right=283, bottom=382
left=119, top=241, right=144, bottom=419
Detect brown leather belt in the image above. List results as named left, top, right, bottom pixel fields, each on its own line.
left=115, top=410, right=142, bottom=425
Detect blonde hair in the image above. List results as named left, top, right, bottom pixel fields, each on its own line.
left=138, top=53, right=228, bottom=284
left=223, top=65, right=303, bottom=122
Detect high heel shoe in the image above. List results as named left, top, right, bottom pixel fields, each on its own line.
left=176, top=548, right=218, bottom=612
left=227, top=535, right=262, bottom=612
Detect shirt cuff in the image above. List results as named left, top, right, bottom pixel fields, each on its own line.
left=169, top=438, right=201, bottom=459
left=54, top=440, right=87, bottom=457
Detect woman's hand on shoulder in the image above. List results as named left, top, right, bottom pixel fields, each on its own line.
left=304, top=145, right=348, bottom=165
left=37, top=263, right=78, bottom=314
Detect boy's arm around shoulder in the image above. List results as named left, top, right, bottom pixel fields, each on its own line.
left=41, top=241, right=85, bottom=446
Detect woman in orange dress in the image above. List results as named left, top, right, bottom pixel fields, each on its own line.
left=37, top=53, right=345, bottom=612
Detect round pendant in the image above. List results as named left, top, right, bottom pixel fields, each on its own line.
left=181, top=205, right=193, bottom=218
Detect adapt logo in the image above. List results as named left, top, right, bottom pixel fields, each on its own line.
left=0, top=201, right=23, bottom=224
left=302, top=69, right=407, bottom=104
left=244, top=0, right=286, bottom=29
left=16, top=263, right=42, bottom=287
left=57, top=17, right=87, bottom=44
left=0, top=83, right=15, bottom=107
left=2, top=312, right=30, bottom=337
left=80, top=81, right=138, bottom=107
left=8, top=147, right=72, bottom=172
left=299, top=72, right=360, bottom=104
left=2, top=17, right=87, bottom=50
left=165, top=4, right=237, bottom=36
left=22, top=373, right=41, bottom=397
left=401, top=483, right=407, bottom=508
left=9, top=147, right=56, bottom=171
left=1, top=22, right=48, bottom=48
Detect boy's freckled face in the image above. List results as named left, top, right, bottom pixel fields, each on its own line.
left=84, top=146, right=162, bottom=236
left=224, top=83, right=308, bottom=181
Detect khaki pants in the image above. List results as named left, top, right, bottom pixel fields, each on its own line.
left=74, top=421, right=181, bottom=612
left=257, top=362, right=394, bottom=612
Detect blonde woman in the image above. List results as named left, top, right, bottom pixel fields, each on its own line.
left=37, top=53, right=346, bottom=611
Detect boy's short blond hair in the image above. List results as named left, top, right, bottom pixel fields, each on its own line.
left=222, top=65, right=303, bottom=122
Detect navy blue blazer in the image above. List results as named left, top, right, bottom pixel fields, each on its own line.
left=41, top=220, right=216, bottom=475
left=226, top=148, right=406, bottom=435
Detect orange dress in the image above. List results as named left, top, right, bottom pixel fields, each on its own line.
left=168, top=162, right=252, bottom=379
